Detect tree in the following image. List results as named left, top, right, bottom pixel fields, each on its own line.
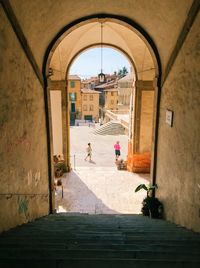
left=118, top=66, right=128, bottom=78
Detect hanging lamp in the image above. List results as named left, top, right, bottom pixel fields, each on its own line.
left=98, top=22, right=106, bottom=83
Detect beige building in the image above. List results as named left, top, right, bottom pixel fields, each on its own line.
left=81, top=77, right=99, bottom=90
left=118, top=72, right=134, bottom=109
left=104, top=88, right=118, bottom=111
left=81, top=88, right=100, bottom=122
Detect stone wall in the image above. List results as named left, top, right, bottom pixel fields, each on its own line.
left=156, top=13, right=200, bottom=232
left=0, top=6, right=49, bottom=232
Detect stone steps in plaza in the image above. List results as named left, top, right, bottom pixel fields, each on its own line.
left=0, top=213, right=200, bottom=267
left=94, top=120, right=125, bottom=135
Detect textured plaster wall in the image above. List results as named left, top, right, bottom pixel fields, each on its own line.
left=140, top=90, right=154, bottom=153
left=156, top=13, right=200, bottom=232
left=0, top=6, right=49, bottom=232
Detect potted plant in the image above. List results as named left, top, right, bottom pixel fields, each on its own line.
left=135, top=184, right=163, bottom=219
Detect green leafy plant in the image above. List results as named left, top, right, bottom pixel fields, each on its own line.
left=135, top=183, right=163, bottom=219
left=135, top=183, right=157, bottom=197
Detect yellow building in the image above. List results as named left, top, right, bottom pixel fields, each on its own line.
left=67, top=75, right=81, bottom=124
left=81, top=88, right=100, bottom=122
left=104, top=88, right=118, bottom=110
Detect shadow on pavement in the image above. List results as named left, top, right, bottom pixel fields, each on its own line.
left=56, top=171, right=120, bottom=214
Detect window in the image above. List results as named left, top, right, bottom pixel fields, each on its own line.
left=89, top=105, right=94, bottom=111
left=84, top=95, right=87, bottom=101
left=111, top=92, right=114, bottom=96
left=70, top=80, right=75, bottom=88
left=71, top=103, right=76, bottom=112
left=84, top=115, right=93, bottom=121
left=90, top=95, right=93, bottom=101
left=111, top=100, right=114, bottom=104
left=69, top=92, right=76, bottom=101
left=83, top=105, right=87, bottom=111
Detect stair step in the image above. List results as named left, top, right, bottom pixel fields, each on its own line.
left=94, top=120, right=125, bottom=135
left=1, top=259, right=200, bottom=268
left=1, top=243, right=200, bottom=253
left=0, top=248, right=200, bottom=261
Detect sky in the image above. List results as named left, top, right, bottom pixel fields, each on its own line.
left=69, top=47, right=131, bottom=79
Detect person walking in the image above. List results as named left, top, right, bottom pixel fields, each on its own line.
left=84, top=143, right=92, bottom=162
left=114, top=141, right=121, bottom=161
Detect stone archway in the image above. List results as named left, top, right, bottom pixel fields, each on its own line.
left=42, top=14, right=162, bottom=211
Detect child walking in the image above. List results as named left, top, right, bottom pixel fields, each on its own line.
left=84, top=143, right=92, bottom=162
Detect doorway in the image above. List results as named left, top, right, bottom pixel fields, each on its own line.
left=45, top=15, right=160, bottom=214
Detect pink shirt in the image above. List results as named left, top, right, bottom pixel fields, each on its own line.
left=114, top=143, right=120, bottom=150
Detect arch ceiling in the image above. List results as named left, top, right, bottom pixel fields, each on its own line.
left=10, top=0, right=193, bottom=75
left=49, top=20, right=155, bottom=81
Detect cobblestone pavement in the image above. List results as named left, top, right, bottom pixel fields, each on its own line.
left=56, top=125, right=149, bottom=214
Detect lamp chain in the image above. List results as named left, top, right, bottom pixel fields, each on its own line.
left=101, top=22, right=103, bottom=73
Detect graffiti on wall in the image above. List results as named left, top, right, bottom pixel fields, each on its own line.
left=18, top=197, right=29, bottom=216
left=27, top=170, right=41, bottom=186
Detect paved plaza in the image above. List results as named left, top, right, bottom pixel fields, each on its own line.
left=56, top=125, right=149, bottom=214
left=70, top=124, right=129, bottom=167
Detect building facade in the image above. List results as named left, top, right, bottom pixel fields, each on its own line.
left=81, top=88, right=100, bottom=122
left=104, top=88, right=118, bottom=111
left=67, top=75, right=82, bottom=124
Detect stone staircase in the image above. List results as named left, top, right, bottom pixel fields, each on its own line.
left=0, top=213, right=200, bottom=267
left=94, top=121, right=125, bottom=135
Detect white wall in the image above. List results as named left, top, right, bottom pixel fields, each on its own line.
left=50, top=91, right=63, bottom=156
